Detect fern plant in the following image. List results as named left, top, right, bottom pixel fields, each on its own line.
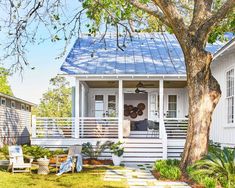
left=191, top=147, right=235, bottom=188
left=81, top=141, right=113, bottom=159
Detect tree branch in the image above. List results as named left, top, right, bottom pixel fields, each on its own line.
left=128, top=0, right=171, bottom=27
left=197, top=0, right=235, bottom=44
left=151, top=0, right=187, bottom=38
left=190, top=0, right=213, bottom=32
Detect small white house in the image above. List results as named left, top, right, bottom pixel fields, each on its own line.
left=211, top=38, right=235, bottom=148
left=31, top=32, right=232, bottom=164
left=0, top=92, right=35, bottom=147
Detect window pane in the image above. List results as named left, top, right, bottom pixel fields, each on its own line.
left=108, top=95, right=116, bottom=117
left=228, top=97, right=234, bottom=123
left=95, top=95, right=103, bottom=101
left=168, top=103, right=176, bottom=110
left=168, top=95, right=177, bottom=118
left=95, top=95, right=104, bottom=117
left=169, top=95, right=177, bottom=103
left=226, top=69, right=234, bottom=123
left=108, top=95, right=116, bottom=103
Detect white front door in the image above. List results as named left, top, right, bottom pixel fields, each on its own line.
left=148, top=92, right=159, bottom=121
left=93, top=94, right=117, bottom=117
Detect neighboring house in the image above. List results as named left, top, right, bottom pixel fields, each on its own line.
left=211, top=38, right=235, bottom=148
left=0, top=92, right=35, bottom=147
left=31, top=33, right=232, bottom=164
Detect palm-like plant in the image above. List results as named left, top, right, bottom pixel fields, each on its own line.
left=191, top=146, right=235, bottom=188
left=81, top=141, right=113, bottom=159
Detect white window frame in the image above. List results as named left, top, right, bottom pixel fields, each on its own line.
left=226, top=67, right=235, bottom=126
left=1, top=98, right=6, bottom=106
left=167, top=94, right=178, bottom=118
left=21, top=104, right=25, bottom=111
left=26, top=105, right=30, bottom=111
left=11, top=101, right=16, bottom=109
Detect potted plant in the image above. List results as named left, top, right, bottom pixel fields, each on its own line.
left=110, top=141, right=124, bottom=166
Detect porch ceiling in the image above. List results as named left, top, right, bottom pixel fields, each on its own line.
left=85, top=81, right=187, bottom=88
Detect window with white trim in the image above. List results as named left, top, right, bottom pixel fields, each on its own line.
left=167, top=95, right=177, bottom=118
left=1, top=98, right=6, bottom=106
left=21, top=104, right=25, bottom=111
left=26, top=105, right=29, bottom=111
left=226, top=69, right=234, bottom=124
left=11, top=101, right=15, bottom=108
left=94, top=95, right=104, bottom=117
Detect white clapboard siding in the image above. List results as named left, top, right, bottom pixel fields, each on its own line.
left=211, top=51, right=235, bottom=147
left=0, top=106, right=31, bottom=146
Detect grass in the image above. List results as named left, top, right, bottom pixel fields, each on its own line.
left=0, top=166, right=128, bottom=188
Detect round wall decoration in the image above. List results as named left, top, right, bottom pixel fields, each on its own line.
left=137, top=110, right=143, bottom=116
left=137, top=103, right=145, bottom=110
left=124, top=103, right=145, bottom=119
left=124, top=109, right=130, bottom=116
left=128, top=105, right=134, bottom=111
left=133, top=107, right=139, bottom=112
left=130, top=112, right=137, bottom=119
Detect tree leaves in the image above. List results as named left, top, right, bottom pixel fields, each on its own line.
left=33, top=76, right=72, bottom=117
left=0, top=67, right=13, bottom=96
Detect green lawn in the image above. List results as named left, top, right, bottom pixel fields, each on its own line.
left=0, top=166, right=128, bottom=188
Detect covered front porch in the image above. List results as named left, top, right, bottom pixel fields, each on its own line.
left=32, top=76, right=188, bottom=139
left=31, top=76, right=189, bottom=162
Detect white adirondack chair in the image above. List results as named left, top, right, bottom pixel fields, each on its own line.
left=8, top=145, right=33, bottom=173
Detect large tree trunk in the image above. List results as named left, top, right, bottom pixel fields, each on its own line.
left=180, top=50, right=221, bottom=170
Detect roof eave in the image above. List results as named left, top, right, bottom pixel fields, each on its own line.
left=0, top=92, right=36, bottom=106
left=58, top=73, right=187, bottom=81
left=213, top=38, right=235, bottom=60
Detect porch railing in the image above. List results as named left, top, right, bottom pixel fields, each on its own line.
left=79, top=117, right=118, bottom=138
left=32, top=116, right=118, bottom=139
left=32, top=117, right=75, bottom=138
left=164, top=118, right=188, bottom=139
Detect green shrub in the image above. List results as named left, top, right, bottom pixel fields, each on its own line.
left=82, top=141, right=113, bottom=159
left=154, top=159, right=181, bottom=180
left=0, top=145, right=66, bottom=160
left=0, top=145, right=9, bottom=159
left=110, top=141, right=124, bottom=157
left=159, top=166, right=181, bottom=180
left=202, top=177, right=217, bottom=188
left=188, top=147, right=235, bottom=188
left=187, top=167, right=217, bottom=188
left=22, top=145, right=52, bottom=159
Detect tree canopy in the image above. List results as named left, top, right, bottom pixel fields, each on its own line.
left=33, top=76, right=72, bottom=117
left=0, top=1, right=234, bottom=71
left=0, top=67, right=13, bottom=96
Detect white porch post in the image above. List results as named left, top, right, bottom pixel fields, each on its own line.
left=81, top=83, right=85, bottom=137
left=75, top=78, right=80, bottom=139
left=159, top=79, right=164, bottom=139
left=118, top=80, right=123, bottom=140
left=159, top=79, right=167, bottom=159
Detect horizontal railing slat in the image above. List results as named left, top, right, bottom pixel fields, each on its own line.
left=35, top=117, right=118, bottom=139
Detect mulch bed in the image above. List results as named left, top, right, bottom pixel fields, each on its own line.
left=83, top=159, right=113, bottom=165
left=151, top=170, right=204, bottom=188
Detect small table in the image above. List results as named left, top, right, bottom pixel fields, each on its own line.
left=37, top=158, right=50, bottom=175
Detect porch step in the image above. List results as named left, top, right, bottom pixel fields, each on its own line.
left=122, top=138, right=163, bottom=165
left=128, top=131, right=159, bottom=138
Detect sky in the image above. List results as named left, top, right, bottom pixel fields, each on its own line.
left=1, top=1, right=85, bottom=104
left=8, top=40, right=75, bottom=104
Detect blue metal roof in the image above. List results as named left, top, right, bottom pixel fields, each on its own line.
left=60, top=32, right=226, bottom=75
